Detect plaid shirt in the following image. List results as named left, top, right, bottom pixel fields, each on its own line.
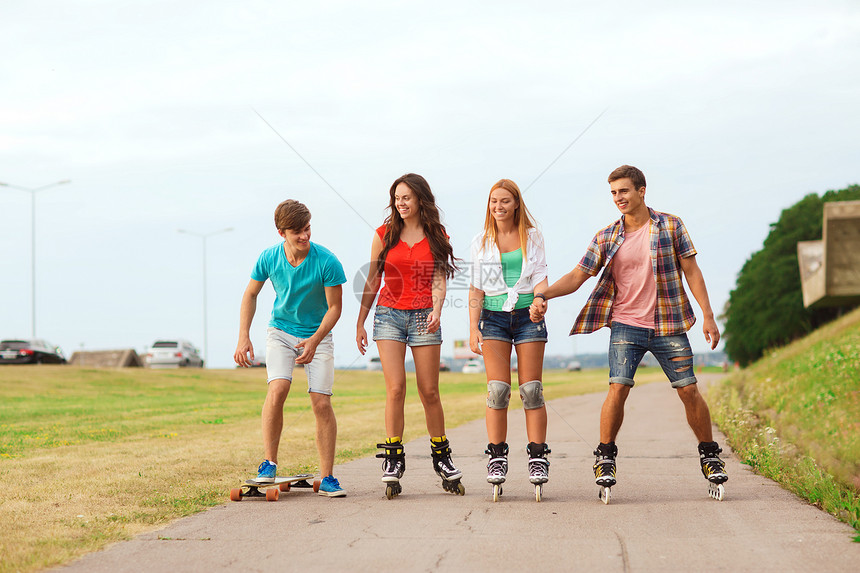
left=571, top=208, right=698, bottom=336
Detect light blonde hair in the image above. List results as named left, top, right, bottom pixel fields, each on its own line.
left=480, top=179, right=536, bottom=253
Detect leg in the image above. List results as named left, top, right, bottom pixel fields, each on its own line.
left=411, top=344, right=445, bottom=436
left=310, top=392, right=337, bottom=477
left=600, top=383, right=631, bottom=443
left=482, top=339, right=513, bottom=443
left=262, top=379, right=291, bottom=463
left=676, top=384, right=714, bottom=442
left=377, top=340, right=408, bottom=438
left=514, top=341, right=547, bottom=443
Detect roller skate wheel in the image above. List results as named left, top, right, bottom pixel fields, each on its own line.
left=456, top=482, right=465, bottom=496
left=535, top=484, right=542, bottom=503
left=708, top=483, right=725, bottom=501
left=599, top=486, right=611, bottom=505
left=492, top=484, right=502, bottom=502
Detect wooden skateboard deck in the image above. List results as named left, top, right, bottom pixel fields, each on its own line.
left=230, top=474, right=320, bottom=502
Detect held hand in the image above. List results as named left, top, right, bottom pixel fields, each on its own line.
left=426, top=310, right=441, bottom=334
left=703, top=316, right=721, bottom=350
left=233, top=338, right=255, bottom=368
left=469, top=329, right=483, bottom=356
left=295, top=336, right=320, bottom=365
left=356, top=325, right=368, bottom=355
left=530, top=299, right=547, bottom=323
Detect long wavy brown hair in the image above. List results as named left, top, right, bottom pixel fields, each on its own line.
left=480, top=179, right=537, bottom=252
left=377, top=173, right=458, bottom=279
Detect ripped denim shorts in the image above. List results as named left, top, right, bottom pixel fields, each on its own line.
left=608, top=322, right=697, bottom=388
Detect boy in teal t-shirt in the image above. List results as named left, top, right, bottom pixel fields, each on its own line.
left=234, top=200, right=347, bottom=497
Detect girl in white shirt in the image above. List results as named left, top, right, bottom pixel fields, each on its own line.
left=468, top=179, right=551, bottom=500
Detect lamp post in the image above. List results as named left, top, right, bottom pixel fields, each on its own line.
left=0, top=179, right=71, bottom=337
left=178, top=227, right=233, bottom=366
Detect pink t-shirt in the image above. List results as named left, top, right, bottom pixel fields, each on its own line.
left=610, top=223, right=656, bottom=329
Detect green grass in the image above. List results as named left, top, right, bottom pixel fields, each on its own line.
left=0, top=364, right=662, bottom=573
left=711, top=306, right=860, bottom=536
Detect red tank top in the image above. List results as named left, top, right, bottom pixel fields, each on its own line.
left=376, top=224, right=436, bottom=309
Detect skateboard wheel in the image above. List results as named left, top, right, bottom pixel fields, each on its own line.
left=280, top=482, right=290, bottom=492
left=230, top=488, right=242, bottom=502
left=313, top=479, right=321, bottom=493
left=266, top=487, right=279, bottom=501
left=492, top=484, right=502, bottom=502
left=535, top=484, right=542, bottom=503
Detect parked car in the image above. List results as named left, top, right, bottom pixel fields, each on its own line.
left=0, top=339, right=66, bottom=364
left=567, top=360, right=582, bottom=372
left=366, top=356, right=382, bottom=371
left=439, top=360, right=451, bottom=372
left=461, top=358, right=485, bottom=374
left=146, top=339, right=204, bottom=368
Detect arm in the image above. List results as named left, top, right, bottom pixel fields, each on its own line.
left=356, top=233, right=384, bottom=355
left=679, top=255, right=720, bottom=349
left=530, top=267, right=593, bottom=320
left=426, top=267, right=446, bottom=334
left=468, top=286, right=484, bottom=355
left=295, top=284, right=343, bottom=364
left=234, top=279, right=265, bottom=367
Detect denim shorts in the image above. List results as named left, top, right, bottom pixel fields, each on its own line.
left=608, top=322, right=697, bottom=388
left=372, top=306, right=442, bottom=346
left=479, top=307, right=547, bottom=345
left=265, top=327, right=335, bottom=395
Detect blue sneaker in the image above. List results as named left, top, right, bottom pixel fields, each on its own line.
left=256, top=460, right=277, bottom=483
left=318, top=475, right=346, bottom=497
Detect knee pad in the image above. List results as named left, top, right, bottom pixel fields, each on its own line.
left=486, top=380, right=511, bottom=409
left=519, top=380, right=545, bottom=410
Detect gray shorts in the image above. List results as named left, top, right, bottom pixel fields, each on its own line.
left=265, top=327, right=335, bottom=395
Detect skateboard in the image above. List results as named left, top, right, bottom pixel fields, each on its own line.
left=230, top=474, right=320, bottom=502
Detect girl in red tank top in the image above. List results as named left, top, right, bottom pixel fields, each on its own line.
left=355, top=173, right=464, bottom=496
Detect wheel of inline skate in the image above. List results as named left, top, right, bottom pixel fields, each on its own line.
left=708, top=483, right=725, bottom=501
left=230, top=488, right=242, bottom=502
left=599, top=486, right=611, bottom=505
left=266, top=488, right=279, bottom=502
left=386, top=485, right=395, bottom=500
left=456, top=482, right=465, bottom=496
left=535, top=484, right=542, bottom=503
left=492, top=484, right=502, bottom=502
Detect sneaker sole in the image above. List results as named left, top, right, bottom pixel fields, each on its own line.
left=318, top=490, right=347, bottom=497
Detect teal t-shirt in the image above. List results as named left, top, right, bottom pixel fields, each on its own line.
left=251, top=242, right=347, bottom=338
left=483, top=248, right=534, bottom=311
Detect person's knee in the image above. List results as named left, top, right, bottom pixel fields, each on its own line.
left=518, top=380, right=545, bottom=410
left=487, top=380, right=511, bottom=409
left=676, top=382, right=702, bottom=402
left=417, top=385, right=441, bottom=406
left=310, top=393, right=335, bottom=416
left=387, top=383, right=407, bottom=403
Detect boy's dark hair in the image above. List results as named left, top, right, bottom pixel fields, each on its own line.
left=608, top=165, right=646, bottom=190
left=274, top=200, right=311, bottom=231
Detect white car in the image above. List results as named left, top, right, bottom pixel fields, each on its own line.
left=461, top=359, right=485, bottom=374
left=366, top=356, right=382, bottom=371
left=147, top=339, right=204, bottom=368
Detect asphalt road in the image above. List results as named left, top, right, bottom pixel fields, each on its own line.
left=56, top=374, right=858, bottom=572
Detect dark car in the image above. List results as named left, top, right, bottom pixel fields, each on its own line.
left=0, top=339, right=67, bottom=364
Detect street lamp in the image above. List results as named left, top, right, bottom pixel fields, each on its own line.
left=178, top=227, right=233, bottom=366
left=0, top=179, right=71, bottom=337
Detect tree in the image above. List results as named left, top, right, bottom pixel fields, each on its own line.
left=723, top=184, right=860, bottom=366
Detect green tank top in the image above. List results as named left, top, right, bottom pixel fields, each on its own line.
left=483, top=248, right=534, bottom=311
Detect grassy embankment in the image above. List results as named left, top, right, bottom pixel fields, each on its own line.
left=711, top=306, right=860, bottom=539
left=0, top=364, right=665, bottom=572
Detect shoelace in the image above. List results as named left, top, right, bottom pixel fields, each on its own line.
left=488, top=459, right=507, bottom=476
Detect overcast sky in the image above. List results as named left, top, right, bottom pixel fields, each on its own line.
left=2, top=1, right=859, bottom=369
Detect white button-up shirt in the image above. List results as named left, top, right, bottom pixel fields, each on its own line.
left=469, top=227, right=548, bottom=312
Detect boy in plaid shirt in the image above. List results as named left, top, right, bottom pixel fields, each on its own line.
left=530, top=165, right=728, bottom=497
